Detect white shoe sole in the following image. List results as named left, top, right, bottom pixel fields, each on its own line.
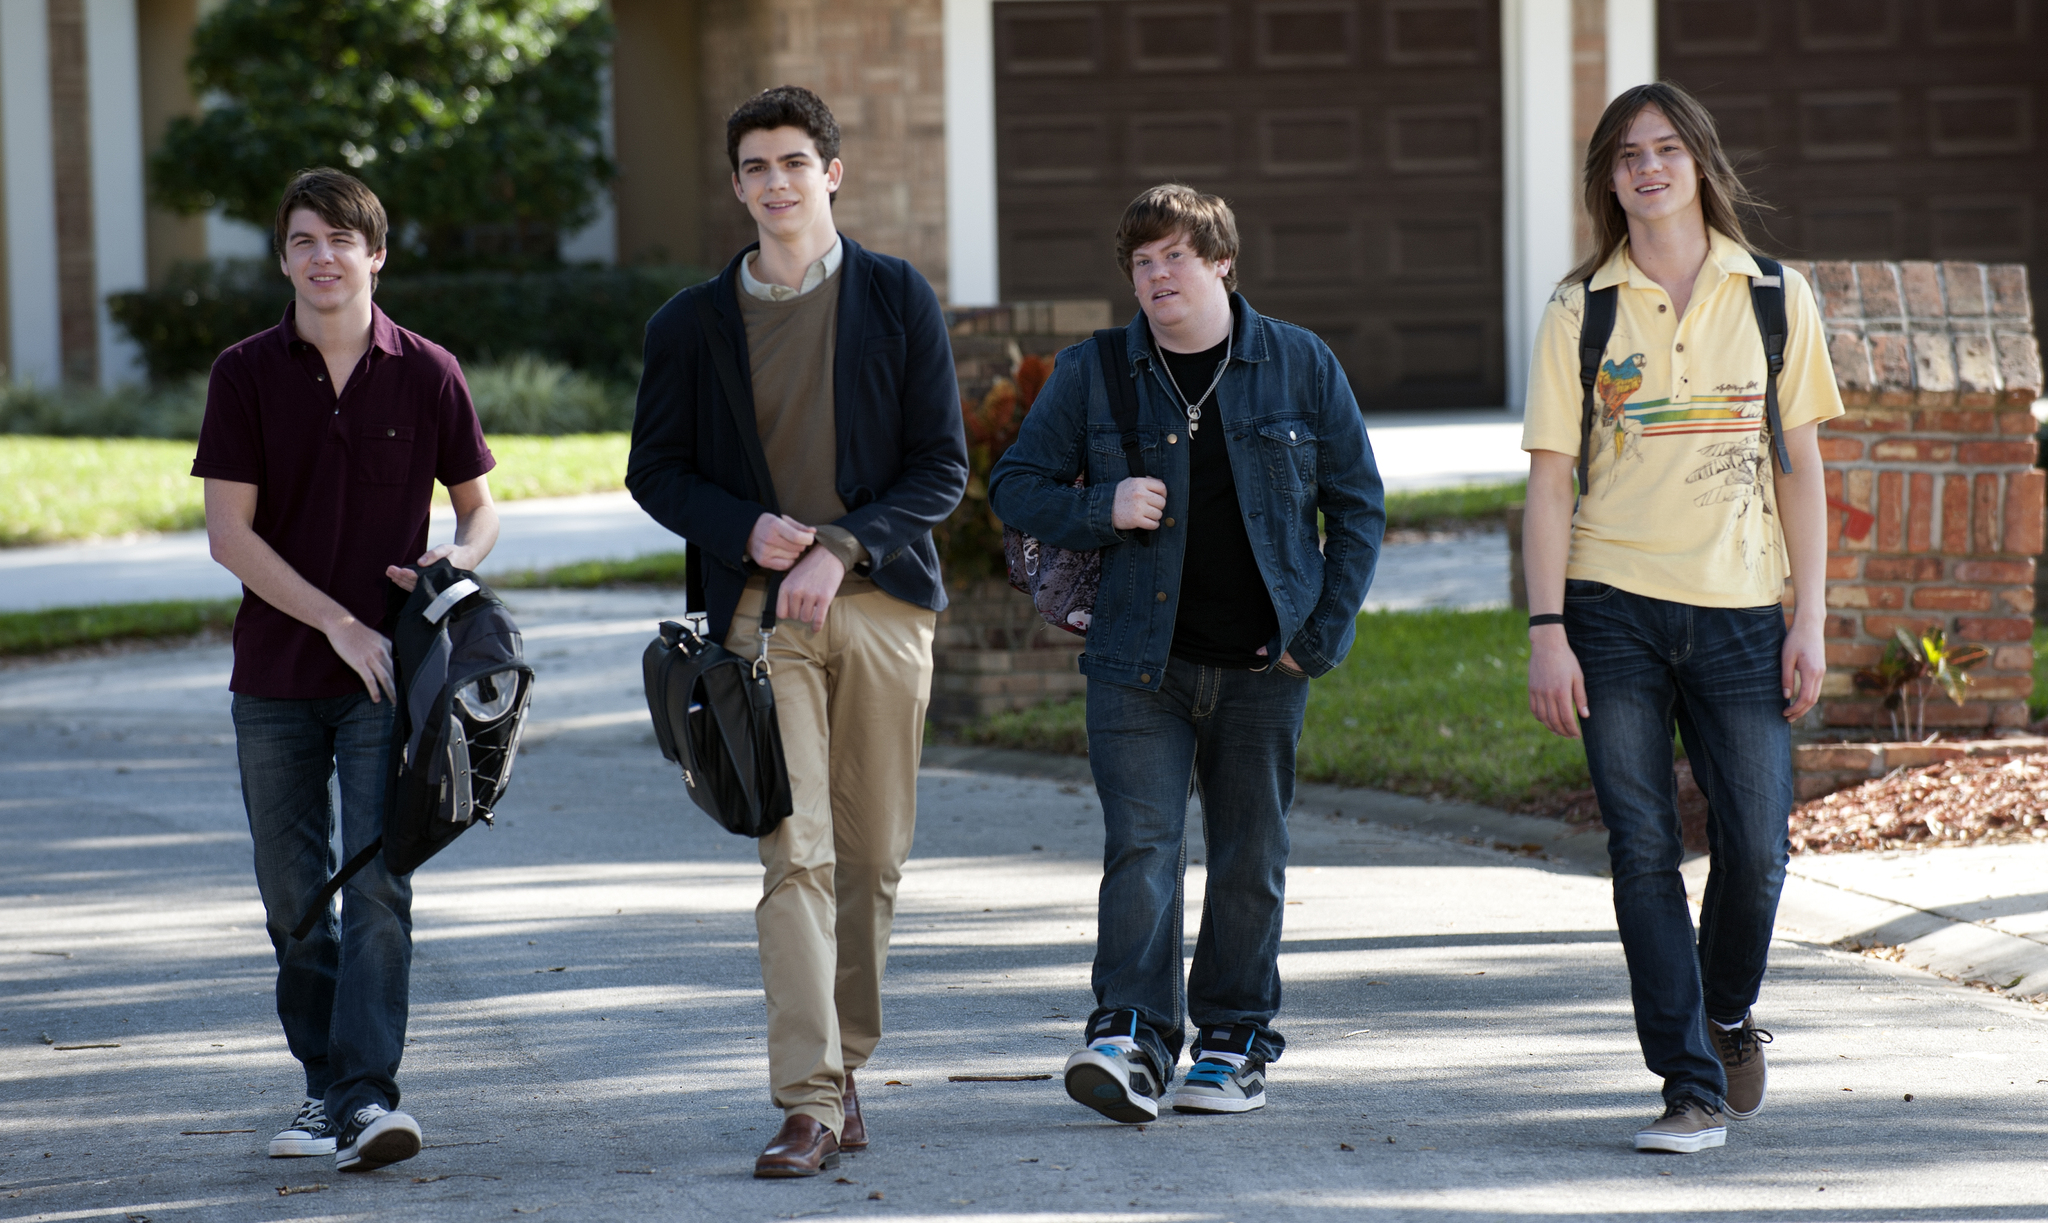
left=1634, top=1125, right=1726, bottom=1153
left=269, top=1136, right=336, bottom=1157
left=1171, top=1086, right=1266, bottom=1114
left=1064, top=1049, right=1159, bottom=1124
left=336, top=1112, right=423, bottom=1171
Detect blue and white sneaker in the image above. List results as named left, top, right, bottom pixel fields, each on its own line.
left=1172, top=1024, right=1267, bottom=1114
left=334, top=1102, right=422, bottom=1171
left=268, top=1096, right=336, bottom=1157
left=1064, top=1011, right=1164, bottom=1124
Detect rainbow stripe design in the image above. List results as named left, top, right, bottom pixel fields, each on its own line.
left=1624, top=395, right=1764, bottom=438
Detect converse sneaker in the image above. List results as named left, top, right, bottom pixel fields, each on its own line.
left=1634, top=1097, right=1726, bottom=1153
left=333, top=1103, right=422, bottom=1171
left=1064, top=1012, right=1164, bottom=1124
left=1172, top=1024, right=1267, bottom=1114
left=1710, top=1014, right=1773, bottom=1119
left=268, top=1096, right=336, bottom=1158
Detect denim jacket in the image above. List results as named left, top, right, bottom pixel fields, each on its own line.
left=988, top=295, right=1385, bottom=690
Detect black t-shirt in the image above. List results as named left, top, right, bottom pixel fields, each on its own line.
left=1153, top=333, right=1279, bottom=669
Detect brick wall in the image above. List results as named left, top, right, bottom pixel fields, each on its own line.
left=1798, top=260, right=2045, bottom=733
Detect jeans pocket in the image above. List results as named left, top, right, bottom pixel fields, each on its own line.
left=1563, top=579, right=1614, bottom=602
left=1733, top=603, right=1786, bottom=617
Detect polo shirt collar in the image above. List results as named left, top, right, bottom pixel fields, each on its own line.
left=741, top=234, right=844, bottom=301
left=1590, top=227, right=1763, bottom=293
left=280, top=300, right=404, bottom=357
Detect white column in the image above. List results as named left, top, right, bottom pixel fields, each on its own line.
left=1500, top=0, right=1574, bottom=413
left=1, top=0, right=62, bottom=386
left=559, top=57, right=617, bottom=264
left=86, top=0, right=147, bottom=386
left=941, top=0, right=998, bottom=305
left=1605, top=0, right=1657, bottom=100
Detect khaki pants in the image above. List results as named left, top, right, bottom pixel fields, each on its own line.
left=725, top=576, right=934, bottom=1137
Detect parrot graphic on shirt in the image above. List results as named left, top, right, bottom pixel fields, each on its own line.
left=1595, top=352, right=1646, bottom=460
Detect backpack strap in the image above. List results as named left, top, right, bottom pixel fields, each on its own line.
left=1094, top=327, right=1153, bottom=546
left=1749, top=256, right=1794, bottom=475
left=690, top=281, right=789, bottom=634
left=1577, top=280, right=1619, bottom=498
left=291, top=838, right=383, bottom=940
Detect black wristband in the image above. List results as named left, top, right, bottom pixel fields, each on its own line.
left=1528, top=613, right=1566, bottom=628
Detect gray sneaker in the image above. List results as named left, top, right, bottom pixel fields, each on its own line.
left=1710, top=1014, right=1773, bottom=1119
left=1063, top=1043, right=1162, bottom=1124
left=268, top=1096, right=336, bottom=1158
left=1634, top=1098, right=1726, bottom=1153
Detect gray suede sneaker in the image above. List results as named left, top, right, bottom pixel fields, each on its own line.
left=1710, top=1014, right=1774, bottom=1119
left=1634, top=1097, right=1726, bottom=1153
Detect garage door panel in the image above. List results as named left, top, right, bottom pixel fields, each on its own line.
left=1928, top=88, right=2032, bottom=156
left=1798, top=91, right=1901, bottom=161
left=997, top=0, right=1503, bottom=409
left=997, top=4, right=1104, bottom=74
left=1796, top=0, right=1901, bottom=50
left=1930, top=195, right=2031, bottom=262
left=1930, top=0, right=2029, bottom=46
left=1667, top=0, right=1767, bottom=55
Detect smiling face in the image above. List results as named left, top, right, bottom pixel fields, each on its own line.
left=279, top=208, right=384, bottom=315
left=1128, top=232, right=1233, bottom=333
left=1610, top=106, right=1703, bottom=227
left=732, top=125, right=843, bottom=242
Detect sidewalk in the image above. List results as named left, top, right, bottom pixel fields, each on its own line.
left=0, top=414, right=1527, bottom=612
left=4, top=591, right=2048, bottom=1220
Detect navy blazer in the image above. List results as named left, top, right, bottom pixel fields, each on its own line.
left=625, top=236, right=969, bottom=640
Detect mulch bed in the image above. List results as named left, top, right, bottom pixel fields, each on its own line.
left=1789, top=752, right=2048, bottom=855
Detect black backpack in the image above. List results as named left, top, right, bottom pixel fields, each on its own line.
left=1576, top=255, right=1793, bottom=497
left=292, top=560, right=535, bottom=939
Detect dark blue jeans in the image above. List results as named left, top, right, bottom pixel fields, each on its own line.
left=233, top=691, right=412, bottom=1121
left=1083, top=656, right=1311, bottom=1080
left=1565, top=580, right=1793, bottom=1110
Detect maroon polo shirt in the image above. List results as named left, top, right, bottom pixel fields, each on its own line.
left=191, top=303, right=495, bottom=699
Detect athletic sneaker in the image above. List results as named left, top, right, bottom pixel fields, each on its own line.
left=1172, top=1023, right=1267, bottom=1114
left=268, top=1096, right=336, bottom=1158
left=1710, top=1014, right=1774, bottom=1119
left=333, top=1103, right=423, bottom=1171
left=1634, top=1097, right=1727, bottom=1153
left=1064, top=1012, right=1164, bottom=1124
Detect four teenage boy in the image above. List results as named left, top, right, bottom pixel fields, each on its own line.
left=197, top=76, right=1838, bottom=1175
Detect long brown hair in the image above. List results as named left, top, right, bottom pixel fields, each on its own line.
left=1561, top=81, right=1765, bottom=285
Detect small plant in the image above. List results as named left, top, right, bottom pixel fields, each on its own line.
left=1853, top=627, right=1989, bottom=740
left=933, top=352, right=1054, bottom=580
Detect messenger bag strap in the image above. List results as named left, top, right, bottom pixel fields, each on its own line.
left=692, top=281, right=795, bottom=626
left=1094, top=327, right=1153, bottom=546
left=1748, top=256, right=1794, bottom=475
left=289, top=837, right=383, bottom=941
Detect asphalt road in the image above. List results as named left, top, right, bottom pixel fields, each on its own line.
left=5, top=592, right=2048, bottom=1222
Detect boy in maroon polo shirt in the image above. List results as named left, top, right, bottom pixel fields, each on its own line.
left=192, top=169, right=498, bottom=1173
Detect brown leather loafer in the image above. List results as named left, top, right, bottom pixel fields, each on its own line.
left=840, top=1071, right=868, bottom=1150
left=753, top=1114, right=839, bottom=1178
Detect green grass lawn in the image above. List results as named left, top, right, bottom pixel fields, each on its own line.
left=0, top=433, right=631, bottom=547
left=0, top=598, right=239, bottom=656
left=1383, top=480, right=1525, bottom=530
left=962, top=607, right=1591, bottom=807
left=491, top=551, right=687, bottom=589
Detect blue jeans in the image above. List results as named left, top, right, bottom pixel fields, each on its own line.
left=233, top=692, right=412, bottom=1121
left=1565, top=580, right=1793, bottom=1110
left=1083, top=656, right=1311, bottom=1079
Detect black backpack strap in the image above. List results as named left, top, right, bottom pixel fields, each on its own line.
left=1577, top=280, right=1618, bottom=498
left=290, top=837, right=383, bottom=940
left=1749, top=256, right=1794, bottom=475
left=691, top=282, right=791, bottom=633
left=1094, top=327, right=1153, bottom=546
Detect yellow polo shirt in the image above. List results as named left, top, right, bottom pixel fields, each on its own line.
left=1521, top=229, right=1844, bottom=607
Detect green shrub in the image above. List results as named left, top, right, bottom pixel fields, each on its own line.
left=466, top=356, right=632, bottom=435
left=0, top=377, right=208, bottom=438
left=109, top=259, right=702, bottom=381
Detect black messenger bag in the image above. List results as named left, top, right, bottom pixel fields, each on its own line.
left=639, top=282, right=795, bottom=837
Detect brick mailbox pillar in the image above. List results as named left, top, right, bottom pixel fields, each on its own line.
left=1795, top=260, right=2045, bottom=733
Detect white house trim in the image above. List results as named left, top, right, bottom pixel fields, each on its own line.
left=941, top=0, right=999, bottom=306
left=1500, top=0, right=1574, bottom=413
left=1606, top=0, right=1657, bottom=101
left=1, top=0, right=62, bottom=386
left=559, top=58, right=617, bottom=264
left=86, top=0, right=148, bottom=386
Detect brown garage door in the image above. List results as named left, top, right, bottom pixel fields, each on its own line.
left=993, top=0, right=1504, bottom=410
left=1660, top=1, right=2045, bottom=287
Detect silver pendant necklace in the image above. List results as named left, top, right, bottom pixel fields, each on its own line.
left=1156, top=331, right=1231, bottom=434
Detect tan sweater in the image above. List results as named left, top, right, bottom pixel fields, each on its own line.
left=737, top=267, right=867, bottom=574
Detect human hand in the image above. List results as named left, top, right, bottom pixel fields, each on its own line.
left=1112, top=477, right=1167, bottom=531
left=385, top=543, right=481, bottom=593
left=749, top=513, right=817, bottom=570
left=1781, top=617, right=1826, bottom=721
left=1527, top=626, right=1588, bottom=738
left=327, top=617, right=397, bottom=703
left=777, top=547, right=845, bottom=633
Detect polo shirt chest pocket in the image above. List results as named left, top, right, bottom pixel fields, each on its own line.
left=1256, top=420, right=1317, bottom=487
left=356, top=424, right=417, bottom=486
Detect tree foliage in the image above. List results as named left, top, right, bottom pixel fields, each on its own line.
left=151, top=0, right=612, bottom=269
